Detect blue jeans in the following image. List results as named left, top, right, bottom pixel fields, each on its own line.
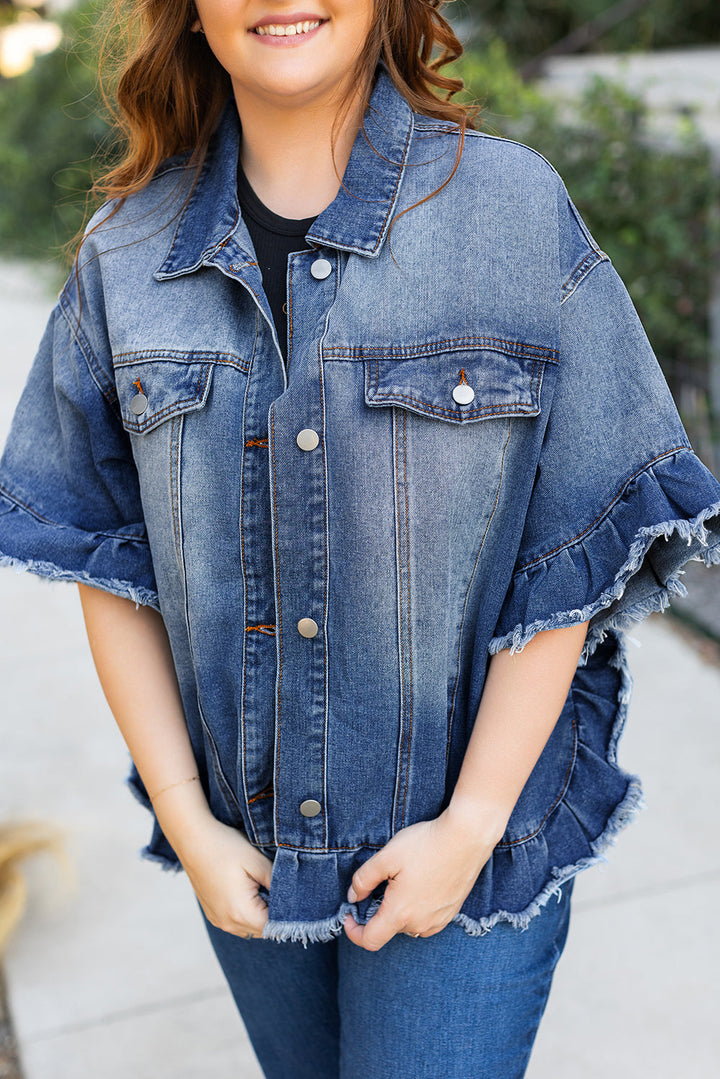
left=198, top=876, right=574, bottom=1079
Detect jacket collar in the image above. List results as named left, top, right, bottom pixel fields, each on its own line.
left=154, top=67, right=414, bottom=280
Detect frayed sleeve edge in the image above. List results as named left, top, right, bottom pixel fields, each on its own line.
left=0, top=552, right=160, bottom=610
left=489, top=500, right=720, bottom=661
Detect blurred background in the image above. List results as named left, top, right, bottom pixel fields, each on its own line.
left=0, top=2, right=719, bottom=1077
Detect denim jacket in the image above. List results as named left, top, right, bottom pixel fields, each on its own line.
left=2, top=70, right=719, bottom=945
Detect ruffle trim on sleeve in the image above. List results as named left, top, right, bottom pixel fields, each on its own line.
left=489, top=452, right=720, bottom=661
left=0, top=489, right=159, bottom=609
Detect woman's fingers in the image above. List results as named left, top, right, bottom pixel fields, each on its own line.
left=347, top=850, right=392, bottom=903
left=197, top=869, right=269, bottom=937
left=245, top=847, right=274, bottom=891
left=180, top=817, right=274, bottom=938
left=343, top=814, right=496, bottom=951
left=344, top=874, right=421, bottom=950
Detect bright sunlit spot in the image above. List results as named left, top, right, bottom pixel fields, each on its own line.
left=0, top=12, right=62, bottom=78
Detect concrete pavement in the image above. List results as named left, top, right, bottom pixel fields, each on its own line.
left=1, top=261, right=719, bottom=1077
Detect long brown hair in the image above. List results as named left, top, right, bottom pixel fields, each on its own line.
left=95, top=0, right=475, bottom=206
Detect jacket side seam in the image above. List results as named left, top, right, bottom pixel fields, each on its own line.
left=561, top=249, right=609, bottom=304
left=169, top=415, right=183, bottom=564
left=496, top=707, right=578, bottom=849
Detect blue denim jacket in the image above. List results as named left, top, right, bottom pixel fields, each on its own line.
left=2, top=71, right=720, bottom=945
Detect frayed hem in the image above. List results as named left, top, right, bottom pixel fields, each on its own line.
left=261, top=769, right=645, bottom=945
left=263, top=896, right=386, bottom=947
left=263, top=903, right=354, bottom=947
left=453, top=772, right=646, bottom=937
left=124, top=770, right=183, bottom=873
left=700, top=544, right=720, bottom=567
left=137, top=844, right=183, bottom=872
left=125, top=770, right=152, bottom=811
left=0, top=552, right=159, bottom=609
left=489, top=500, right=720, bottom=660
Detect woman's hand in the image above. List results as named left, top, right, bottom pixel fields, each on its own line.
left=343, top=804, right=504, bottom=952
left=173, top=814, right=274, bottom=939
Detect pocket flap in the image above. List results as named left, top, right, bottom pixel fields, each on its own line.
left=364, top=347, right=550, bottom=424
left=115, top=359, right=214, bottom=434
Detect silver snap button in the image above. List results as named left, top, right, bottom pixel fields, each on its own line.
left=296, top=428, right=320, bottom=451
left=310, top=258, right=332, bottom=280
left=297, top=617, right=319, bottom=638
left=452, top=383, right=475, bottom=406
left=130, top=392, right=148, bottom=415
left=300, top=799, right=322, bottom=817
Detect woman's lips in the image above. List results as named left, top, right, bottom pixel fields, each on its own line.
left=250, top=17, right=327, bottom=44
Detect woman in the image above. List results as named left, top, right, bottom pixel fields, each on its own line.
left=1, top=1, right=719, bottom=1076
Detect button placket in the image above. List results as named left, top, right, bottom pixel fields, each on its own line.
left=270, top=249, right=337, bottom=847
left=234, top=281, right=288, bottom=847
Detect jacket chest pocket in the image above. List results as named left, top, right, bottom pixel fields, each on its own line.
left=363, top=343, right=553, bottom=424
left=114, top=356, right=221, bottom=564
left=115, top=357, right=215, bottom=435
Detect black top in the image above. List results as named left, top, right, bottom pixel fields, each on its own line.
left=237, top=164, right=317, bottom=364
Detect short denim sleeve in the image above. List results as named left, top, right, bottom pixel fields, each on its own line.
left=0, top=276, right=158, bottom=607
left=490, top=250, right=720, bottom=657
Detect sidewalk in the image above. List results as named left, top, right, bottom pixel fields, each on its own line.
left=1, top=262, right=719, bottom=1077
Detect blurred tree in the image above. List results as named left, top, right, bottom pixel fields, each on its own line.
left=0, top=0, right=109, bottom=261
left=462, top=0, right=720, bottom=61
left=0, top=1, right=50, bottom=31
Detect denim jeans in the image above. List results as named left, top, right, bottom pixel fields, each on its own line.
left=198, top=876, right=574, bottom=1079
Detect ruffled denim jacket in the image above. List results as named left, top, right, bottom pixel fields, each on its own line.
left=2, top=70, right=719, bottom=945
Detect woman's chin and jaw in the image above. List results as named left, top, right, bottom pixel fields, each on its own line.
left=193, top=1, right=375, bottom=115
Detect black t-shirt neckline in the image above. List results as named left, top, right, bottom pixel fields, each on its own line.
left=236, top=162, right=319, bottom=365
left=237, top=163, right=317, bottom=238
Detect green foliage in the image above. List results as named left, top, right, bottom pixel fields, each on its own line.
left=461, top=0, right=720, bottom=62
left=0, top=1, right=109, bottom=262
left=459, top=41, right=719, bottom=409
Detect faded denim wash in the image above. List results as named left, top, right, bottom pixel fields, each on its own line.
left=1, top=70, right=719, bottom=945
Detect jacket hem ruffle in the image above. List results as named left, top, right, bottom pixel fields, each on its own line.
left=259, top=773, right=645, bottom=945
left=489, top=461, right=720, bottom=661
left=124, top=768, right=184, bottom=871
left=127, top=630, right=646, bottom=946
left=450, top=772, right=645, bottom=936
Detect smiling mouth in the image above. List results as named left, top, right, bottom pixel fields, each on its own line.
left=252, top=19, right=326, bottom=37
